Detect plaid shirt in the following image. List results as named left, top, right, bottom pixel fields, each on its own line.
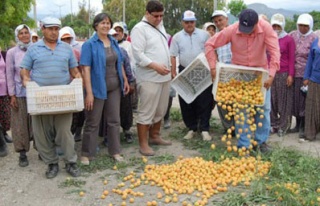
left=216, top=43, right=232, bottom=64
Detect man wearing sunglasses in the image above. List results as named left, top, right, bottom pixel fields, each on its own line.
left=131, top=0, right=172, bottom=156
left=170, top=10, right=214, bottom=141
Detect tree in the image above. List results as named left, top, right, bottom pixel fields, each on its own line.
left=228, top=0, right=247, bottom=17
left=0, top=0, right=35, bottom=49
left=61, top=0, right=96, bottom=39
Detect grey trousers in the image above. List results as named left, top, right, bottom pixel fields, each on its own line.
left=82, top=88, right=121, bottom=157
left=32, top=113, right=77, bottom=165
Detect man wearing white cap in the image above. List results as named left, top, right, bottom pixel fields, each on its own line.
left=170, top=10, right=214, bottom=141
left=20, top=17, right=82, bottom=179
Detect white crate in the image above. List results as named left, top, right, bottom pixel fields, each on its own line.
left=171, top=53, right=212, bottom=104
left=26, top=79, right=84, bottom=115
left=212, top=62, right=269, bottom=106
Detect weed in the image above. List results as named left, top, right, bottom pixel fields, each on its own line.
left=59, top=178, right=86, bottom=188
left=150, top=153, right=175, bottom=164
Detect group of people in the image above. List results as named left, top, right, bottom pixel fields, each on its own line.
left=0, top=0, right=320, bottom=179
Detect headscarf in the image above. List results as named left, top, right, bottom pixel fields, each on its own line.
left=202, top=22, right=216, bottom=31
left=296, top=13, right=314, bottom=37
left=58, top=26, right=80, bottom=50
left=15, top=24, right=32, bottom=51
left=270, top=13, right=287, bottom=39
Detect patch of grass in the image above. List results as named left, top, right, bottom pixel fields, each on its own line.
left=59, top=178, right=86, bottom=188
left=150, top=153, right=175, bottom=164
left=213, top=148, right=320, bottom=205
left=79, top=154, right=116, bottom=173
left=170, top=108, right=182, bottom=122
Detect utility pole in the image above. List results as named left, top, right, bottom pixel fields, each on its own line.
left=214, top=0, right=217, bottom=11
left=55, top=3, right=65, bottom=19
left=33, top=0, right=37, bottom=29
left=70, top=0, right=73, bottom=23
left=88, top=0, right=91, bottom=38
left=123, top=0, right=125, bottom=23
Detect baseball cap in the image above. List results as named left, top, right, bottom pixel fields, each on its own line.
left=182, top=10, right=197, bottom=21
left=238, top=9, right=258, bottom=34
left=211, top=10, right=228, bottom=19
left=61, top=33, right=72, bottom=39
left=41, top=17, right=61, bottom=28
left=113, top=22, right=124, bottom=31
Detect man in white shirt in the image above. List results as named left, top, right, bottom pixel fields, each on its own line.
left=131, top=0, right=172, bottom=156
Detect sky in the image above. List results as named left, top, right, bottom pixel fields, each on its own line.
left=29, top=0, right=319, bottom=20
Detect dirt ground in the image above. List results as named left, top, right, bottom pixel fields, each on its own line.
left=1, top=97, right=319, bottom=206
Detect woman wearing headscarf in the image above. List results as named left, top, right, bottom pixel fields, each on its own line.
left=202, top=22, right=216, bottom=37
left=5, top=24, right=33, bottom=166
left=289, top=14, right=317, bottom=142
left=303, top=31, right=320, bottom=142
left=270, top=13, right=295, bottom=137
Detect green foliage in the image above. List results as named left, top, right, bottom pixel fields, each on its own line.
left=59, top=178, right=86, bottom=188
left=227, top=0, right=247, bottom=17
left=0, top=0, right=35, bottom=49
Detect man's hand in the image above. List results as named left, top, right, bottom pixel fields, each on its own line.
left=303, top=79, right=309, bottom=86
left=210, top=68, right=216, bottom=81
left=171, top=70, right=177, bottom=79
left=286, top=76, right=293, bottom=87
left=264, top=76, right=274, bottom=90
left=22, top=77, right=31, bottom=87
left=152, top=63, right=170, bottom=75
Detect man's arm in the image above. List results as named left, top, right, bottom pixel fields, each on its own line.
left=170, top=56, right=177, bottom=78
left=69, top=67, right=82, bottom=79
left=20, top=68, right=31, bottom=87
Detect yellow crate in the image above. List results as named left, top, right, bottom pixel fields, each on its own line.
left=212, top=62, right=269, bottom=106
left=26, top=79, right=84, bottom=115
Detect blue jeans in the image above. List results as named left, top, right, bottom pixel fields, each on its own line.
left=237, top=89, right=271, bottom=148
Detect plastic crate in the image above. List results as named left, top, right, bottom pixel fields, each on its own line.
left=212, top=62, right=269, bottom=106
left=171, top=52, right=212, bottom=104
left=26, top=79, right=84, bottom=115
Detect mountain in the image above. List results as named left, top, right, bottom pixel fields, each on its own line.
left=247, top=3, right=302, bottom=20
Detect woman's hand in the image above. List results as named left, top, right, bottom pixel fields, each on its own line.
left=286, top=76, right=293, bottom=87
left=10, top=96, right=18, bottom=110
left=123, top=80, right=130, bottom=95
left=85, top=93, right=94, bottom=111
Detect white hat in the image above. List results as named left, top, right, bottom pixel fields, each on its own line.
left=202, top=22, right=216, bottom=31
left=182, top=10, right=197, bottom=21
left=271, top=13, right=286, bottom=30
left=109, top=28, right=118, bottom=35
left=211, top=10, right=228, bottom=19
left=113, top=22, right=124, bottom=31
left=41, top=17, right=61, bottom=28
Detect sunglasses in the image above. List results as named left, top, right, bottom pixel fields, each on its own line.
left=184, top=21, right=195, bottom=24
left=150, top=13, right=164, bottom=18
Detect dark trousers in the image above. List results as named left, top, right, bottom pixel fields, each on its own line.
left=164, top=96, right=173, bottom=121
left=120, top=94, right=133, bottom=131
left=178, top=65, right=214, bottom=132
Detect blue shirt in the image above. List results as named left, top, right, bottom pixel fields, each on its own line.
left=80, top=33, right=124, bottom=99
left=170, top=28, right=209, bottom=67
left=304, top=38, right=320, bottom=84
left=20, top=40, right=78, bottom=86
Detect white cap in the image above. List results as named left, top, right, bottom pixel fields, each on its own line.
left=271, top=13, right=286, bottom=30
left=202, top=22, right=216, bottom=30
left=41, top=17, right=61, bottom=28
left=182, top=10, right=197, bottom=21
left=113, top=22, right=124, bottom=31
left=211, top=10, right=228, bottom=19
left=109, top=28, right=118, bottom=35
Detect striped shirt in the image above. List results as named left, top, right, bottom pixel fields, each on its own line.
left=20, top=40, right=77, bottom=86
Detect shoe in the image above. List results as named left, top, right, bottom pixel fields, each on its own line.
left=19, top=155, right=29, bottom=167
left=183, top=130, right=195, bottom=140
left=287, top=127, right=299, bottom=133
left=102, top=137, right=108, bottom=147
left=45, top=163, right=59, bottom=179
left=298, top=138, right=310, bottom=143
left=125, top=133, right=133, bottom=143
left=66, top=163, right=81, bottom=177
left=113, top=154, right=124, bottom=162
left=202, top=131, right=212, bottom=141
left=258, top=143, right=272, bottom=154
left=163, top=119, right=171, bottom=129
left=277, top=129, right=285, bottom=137
left=4, top=133, right=12, bottom=143
left=80, top=156, right=90, bottom=165
left=139, top=148, right=155, bottom=156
